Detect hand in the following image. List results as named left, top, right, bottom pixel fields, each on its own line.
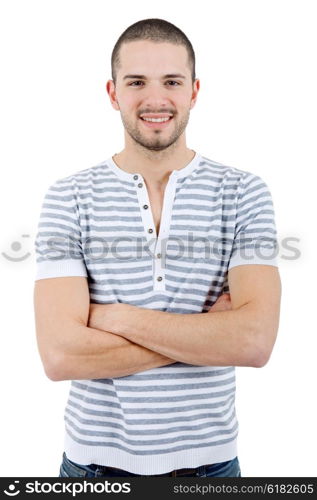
left=207, top=293, right=232, bottom=313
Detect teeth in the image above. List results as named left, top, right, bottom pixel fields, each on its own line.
left=142, top=117, right=171, bottom=123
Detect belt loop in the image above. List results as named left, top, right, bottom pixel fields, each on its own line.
left=172, top=469, right=177, bottom=477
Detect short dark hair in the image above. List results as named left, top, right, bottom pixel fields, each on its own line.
left=111, top=18, right=196, bottom=85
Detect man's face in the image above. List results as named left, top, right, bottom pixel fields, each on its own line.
left=108, top=40, right=199, bottom=151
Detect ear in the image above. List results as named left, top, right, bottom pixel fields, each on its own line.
left=106, top=80, right=120, bottom=111
left=190, top=78, right=200, bottom=110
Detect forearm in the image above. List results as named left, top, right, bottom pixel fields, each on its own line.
left=54, top=324, right=176, bottom=381
left=103, top=304, right=262, bottom=367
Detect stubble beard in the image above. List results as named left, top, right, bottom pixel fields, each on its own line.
left=120, top=110, right=190, bottom=152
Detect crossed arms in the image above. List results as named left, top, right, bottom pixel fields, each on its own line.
left=33, top=264, right=281, bottom=381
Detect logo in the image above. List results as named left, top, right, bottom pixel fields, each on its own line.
left=2, top=235, right=31, bottom=262
left=3, top=481, right=20, bottom=496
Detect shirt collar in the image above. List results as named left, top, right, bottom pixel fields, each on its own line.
left=106, top=151, right=201, bottom=182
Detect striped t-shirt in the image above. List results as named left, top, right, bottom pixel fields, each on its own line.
left=34, top=151, right=278, bottom=474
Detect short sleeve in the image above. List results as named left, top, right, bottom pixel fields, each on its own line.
left=34, top=177, right=88, bottom=280
left=228, top=173, right=279, bottom=269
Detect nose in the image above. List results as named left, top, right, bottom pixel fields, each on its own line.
left=141, top=82, right=172, bottom=110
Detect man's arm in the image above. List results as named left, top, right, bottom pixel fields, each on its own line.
left=33, top=276, right=176, bottom=381
left=88, top=265, right=281, bottom=368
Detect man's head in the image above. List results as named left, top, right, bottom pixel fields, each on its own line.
left=107, top=18, right=200, bottom=152
left=111, top=18, right=196, bottom=86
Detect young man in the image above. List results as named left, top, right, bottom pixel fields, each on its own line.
left=34, top=18, right=281, bottom=478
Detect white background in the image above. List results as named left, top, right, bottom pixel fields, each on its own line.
left=0, top=0, right=316, bottom=477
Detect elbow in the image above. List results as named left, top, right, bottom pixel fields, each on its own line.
left=248, top=339, right=273, bottom=368
left=245, top=323, right=276, bottom=368
left=248, top=348, right=271, bottom=368
left=43, top=353, right=66, bottom=381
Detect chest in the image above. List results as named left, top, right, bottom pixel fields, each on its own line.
left=146, top=187, right=165, bottom=236
left=82, top=174, right=235, bottom=296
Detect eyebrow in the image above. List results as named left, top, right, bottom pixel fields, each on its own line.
left=123, top=74, right=186, bottom=80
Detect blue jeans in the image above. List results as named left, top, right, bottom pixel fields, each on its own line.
left=59, top=452, right=241, bottom=477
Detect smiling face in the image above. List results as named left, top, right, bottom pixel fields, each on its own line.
left=107, top=40, right=200, bottom=152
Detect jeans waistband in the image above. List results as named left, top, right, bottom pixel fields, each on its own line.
left=96, top=463, right=208, bottom=477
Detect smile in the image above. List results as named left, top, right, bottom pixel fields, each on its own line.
left=140, top=116, right=173, bottom=128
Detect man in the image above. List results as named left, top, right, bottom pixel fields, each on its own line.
left=34, top=18, right=281, bottom=478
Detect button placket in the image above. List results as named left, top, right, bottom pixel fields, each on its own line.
left=134, top=172, right=178, bottom=292
left=153, top=175, right=177, bottom=291
left=134, top=174, right=156, bottom=241
left=134, top=174, right=158, bottom=291
left=153, top=239, right=165, bottom=290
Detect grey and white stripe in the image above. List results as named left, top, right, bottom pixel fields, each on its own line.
left=34, top=152, right=278, bottom=473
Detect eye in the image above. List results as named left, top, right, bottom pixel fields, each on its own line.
left=128, top=80, right=181, bottom=87
left=129, top=81, right=144, bottom=86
